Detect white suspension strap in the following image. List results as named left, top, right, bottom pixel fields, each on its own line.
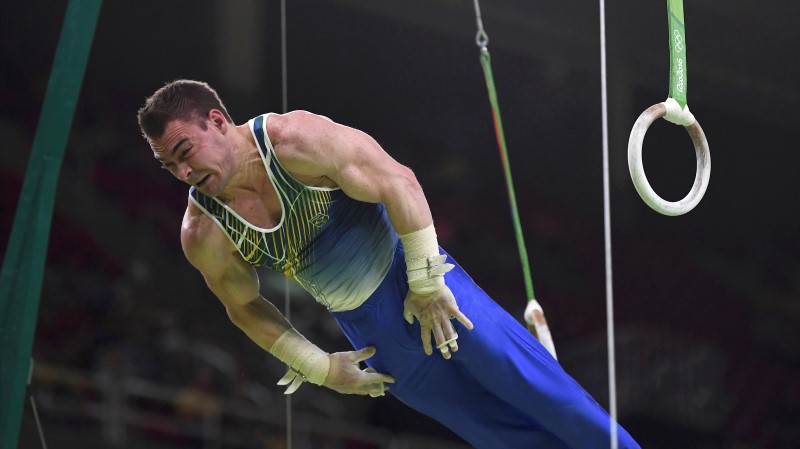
left=280, top=0, right=292, bottom=446
left=283, top=275, right=294, bottom=448
left=599, top=0, right=618, bottom=448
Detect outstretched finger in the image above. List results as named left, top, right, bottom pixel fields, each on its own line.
left=420, top=324, right=433, bottom=356
left=364, top=367, right=396, bottom=384
left=451, top=308, right=474, bottom=330
left=368, top=382, right=390, bottom=397
left=443, top=321, right=459, bottom=353
left=403, top=306, right=415, bottom=325
left=432, top=323, right=451, bottom=359
left=354, top=346, right=377, bottom=363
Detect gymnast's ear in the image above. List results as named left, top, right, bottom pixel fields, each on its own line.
left=207, top=109, right=229, bottom=133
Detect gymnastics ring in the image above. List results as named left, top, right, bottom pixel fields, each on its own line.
left=628, top=102, right=711, bottom=216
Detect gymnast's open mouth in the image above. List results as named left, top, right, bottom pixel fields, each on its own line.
left=196, top=174, right=210, bottom=187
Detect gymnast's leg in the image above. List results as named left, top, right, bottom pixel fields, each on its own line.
left=333, top=248, right=640, bottom=449
left=332, top=264, right=571, bottom=449
left=443, top=254, right=641, bottom=449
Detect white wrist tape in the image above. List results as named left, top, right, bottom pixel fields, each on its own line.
left=400, top=224, right=454, bottom=294
left=270, top=329, right=330, bottom=386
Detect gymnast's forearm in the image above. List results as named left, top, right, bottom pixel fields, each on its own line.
left=382, top=166, right=434, bottom=236
left=224, top=294, right=294, bottom=352
left=225, top=294, right=333, bottom=386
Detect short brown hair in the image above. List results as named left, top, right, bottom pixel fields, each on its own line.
left=137, top=79, right=233, bottom=140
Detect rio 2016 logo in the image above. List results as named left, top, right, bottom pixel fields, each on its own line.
left=673, top=29, right=685, bottom=93
left=675, top=57, right=685, bottom=93
left=673, top=29, right=684, bottom=53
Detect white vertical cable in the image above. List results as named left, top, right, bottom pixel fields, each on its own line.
left=281, top=0, right=288, bottom=115
left=280, top=1, right=292, bottom=448
left=598, top=0, right=618, bottom=448
left=28, top=359, right=48, bottom=449
left=472, top=0, right=488, bottom=48
left=284, top=276, right=292, bottom=449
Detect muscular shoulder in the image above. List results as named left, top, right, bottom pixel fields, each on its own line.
left=266, top=110, right=334, bottom=145
left=266, top=111, right=339, bottom=186
left=180, top=200, right=237, bottom=275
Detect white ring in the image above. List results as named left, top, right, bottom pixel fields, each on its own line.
left=627, top=102, right=711, bottom=216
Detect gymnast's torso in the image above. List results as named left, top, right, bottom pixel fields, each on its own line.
left=188, top=113, right=399, bottom=311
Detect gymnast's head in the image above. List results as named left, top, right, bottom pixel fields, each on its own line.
left=138, top=80, right=238, bottom=195
left=137, top=79, right=233, bottom=142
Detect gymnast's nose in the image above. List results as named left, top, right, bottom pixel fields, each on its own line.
left=175, top=162, right=192, bottom=182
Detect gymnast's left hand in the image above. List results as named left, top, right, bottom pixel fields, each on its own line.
left=403, top=284, right=474, bottom=359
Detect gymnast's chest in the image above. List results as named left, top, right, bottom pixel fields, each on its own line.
left=224, top=188, right=283, bottom=230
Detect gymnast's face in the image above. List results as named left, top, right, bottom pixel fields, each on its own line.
left=152, top=111, right=235, bottom=196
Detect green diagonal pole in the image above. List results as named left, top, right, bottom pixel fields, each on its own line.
left=0, top=1, right=102, bottom=447
left=667, top=0, right=688, bottom=109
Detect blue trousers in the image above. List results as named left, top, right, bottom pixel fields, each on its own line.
left=331, top=245, right=640, bottom=449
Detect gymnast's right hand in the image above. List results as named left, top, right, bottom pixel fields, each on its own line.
left=403, top=283, right=474, bottom=359
left=323, top=346, right=395, bottom=397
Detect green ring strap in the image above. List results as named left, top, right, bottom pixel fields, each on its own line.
left=667, top=0, right=688, bottom=109
left=479, top=48, right=536, bottom=302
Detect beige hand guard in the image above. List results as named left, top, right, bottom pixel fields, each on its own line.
left=271, top=329, right=330, bottom=394
left=400, top=224, right=454, bottom=294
